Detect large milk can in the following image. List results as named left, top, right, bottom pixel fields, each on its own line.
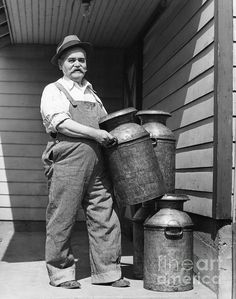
left=136, top=110, right=176, bottom=193
left=99, top=107, right=166, bottom=206
left=132, top=200, right=156, bottom=279
left=143, top=194, right=193, bottom=292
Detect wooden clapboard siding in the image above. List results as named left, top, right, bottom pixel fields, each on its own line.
left=0, top=45, right=124, bottom=220
left=0, top=144, right=45, bottom=157
left=151, top=71, right=214, bottom=113
left=169, top=94, right=214, bottom=130
left=0, top=119, right=44, bottom=132
left=144, top=20, right=215, bottom=97
left=175, top=171, right=213, bottom=192
left=0, top=44, right=55, bottom=58
left=0, top=169, right=45, bottom=182
left=0, top=94, right=43, bottom=107
left=0, top=45, right=51, bottom=221
left=0, top=132, right=48, bottom=144
left=174, top=118, right=214, bottom=149
left=176, top=145, right=213, bottom=169
left=0, top=157, right=43, bottom=170
left=0, top=208, right=47, bottom=221
left=1, top=182, right=47, bottom=195
left=144, top=0, right=214, bottom=85
left=0, top=207, right=86, bottom=221
left=144, top=0, right=210, bottom=69
left=0, top=195, right=47, bottom=207
left=144, top=44, right=214, bottom=105
left=0, top=107, right=43, bottom=119
left=177, top=191, right=213, bottom=217
left=0, top=58, right=54, bottom=69
left=0, top=69, right=58, bottom=82
left=142, top=0, right=215, bottom=217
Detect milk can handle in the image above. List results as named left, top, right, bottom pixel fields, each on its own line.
left=165, top=220, right=183, bottom=238
left=165, top=227, right=183, bottom=237
left=151, top=138, right=157, bottom=147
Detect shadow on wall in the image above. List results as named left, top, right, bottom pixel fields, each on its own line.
left=142, top=0, right=215, bottom=219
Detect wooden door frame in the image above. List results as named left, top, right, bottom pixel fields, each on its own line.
left=213, top=0, right=233, bottom=219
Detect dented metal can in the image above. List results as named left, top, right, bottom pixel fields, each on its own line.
left=99, top=107, right=166, bottom=206
left=143, top=194, right=193, bottom=292
left=136, top=110, right=176, bottom=193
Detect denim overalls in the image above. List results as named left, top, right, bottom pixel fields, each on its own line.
left=42, top=82, right=122, bottom=286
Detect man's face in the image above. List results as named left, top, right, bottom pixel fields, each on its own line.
left=59, top=47, right=87, bottom=83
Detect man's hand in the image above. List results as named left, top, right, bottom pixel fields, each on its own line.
left=57, top=119, right=117, bottom=147
left=93, top=129, right=117, bottom=147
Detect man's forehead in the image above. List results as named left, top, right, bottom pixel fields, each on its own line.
left=62, top=47, right=86, bottom=59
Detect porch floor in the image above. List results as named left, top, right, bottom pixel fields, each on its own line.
left=0, top=222, right=216, bottom=299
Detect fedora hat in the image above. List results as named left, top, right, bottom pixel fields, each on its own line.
left=51, top=35, right=92, bottom=65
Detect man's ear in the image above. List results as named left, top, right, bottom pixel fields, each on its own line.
left=58, top=60, right=62, bottom=70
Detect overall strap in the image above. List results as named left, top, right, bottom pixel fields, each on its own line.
left=54, top=82, right=78, bottom=107
left=88, top=88, right=103, bottom=109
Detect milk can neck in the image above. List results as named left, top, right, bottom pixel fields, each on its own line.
left=140, top=115, right=168, bottom=125
left=156, top=194, right=190, bottom=211
left=157, top=201, right=184, bottom=211
left=136, top=110, right=171, bottom=126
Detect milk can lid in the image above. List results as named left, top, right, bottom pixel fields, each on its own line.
left=161, top=193, right=189, bottom=202
left=99, top=107, right=137, bottom=124
left=136, top=110, right=171, bottom=117
left=144, top=208, right=193, bottom=228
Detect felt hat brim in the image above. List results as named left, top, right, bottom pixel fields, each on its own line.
left=51, top=40, right=92, bottom=66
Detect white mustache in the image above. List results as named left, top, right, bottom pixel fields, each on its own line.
left=73, top=68, right=87, bottom=74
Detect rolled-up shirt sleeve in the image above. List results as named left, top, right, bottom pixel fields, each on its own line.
left=40, top=83, right=71, bottom=133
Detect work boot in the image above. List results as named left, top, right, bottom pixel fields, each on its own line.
left=111, top=278, right=130, bottom=287
left=51, top=280, right=81, bottom=289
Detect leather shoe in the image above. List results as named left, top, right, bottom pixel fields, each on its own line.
left=111, top=278, right=130, bottom=287
left=57, top=280, right=81, bottom=289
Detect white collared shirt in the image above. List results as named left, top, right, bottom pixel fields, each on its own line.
left=40, top=76, right=106, bottom=133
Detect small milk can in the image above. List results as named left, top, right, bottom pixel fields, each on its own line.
left=143, top=194, right=193, bottom=292
left=136, top=110, right=176, bottom=193
left=132, top=200, right=156, bottom=279
left=99, top=107, right=166, bottom=206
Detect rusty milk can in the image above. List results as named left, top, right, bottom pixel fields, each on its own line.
left=136, top=110, right=176, bottom=193
left=99, top=107, right=166, bottom=206
left=143, top=194, right=193, bottom=292
left=132, top=200, right=156, bottom=279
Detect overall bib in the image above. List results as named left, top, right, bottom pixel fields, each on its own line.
left=43, top=83, right=122, bottom=286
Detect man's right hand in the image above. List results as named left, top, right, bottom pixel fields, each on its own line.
left=57, top=119, right=117, bottom=147
left=94, top=129, right=117, bottom=147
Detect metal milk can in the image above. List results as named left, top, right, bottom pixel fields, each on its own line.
left=99, top=107, right=166, bottom=206
left=143, top=194, right=193, bottom=292
left=136, top=110, right=176, bottom=193
left=132, top=200, right=156, bottom=279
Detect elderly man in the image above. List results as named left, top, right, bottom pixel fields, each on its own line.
left=40, top=35, right=129, bottom=289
